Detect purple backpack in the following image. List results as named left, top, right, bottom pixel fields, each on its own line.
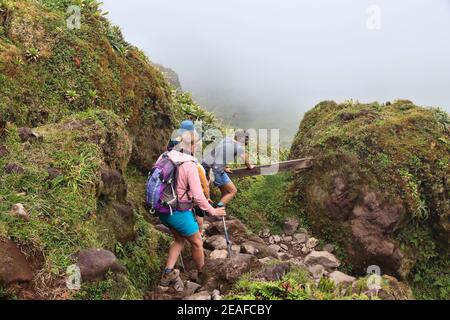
left=146, top=152, right=193, bottom=215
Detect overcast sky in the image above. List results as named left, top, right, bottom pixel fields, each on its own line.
left=102, top=0, right=450, bottom=141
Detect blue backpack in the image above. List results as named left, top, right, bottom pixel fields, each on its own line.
left=146, top=152, right=193, bottom=215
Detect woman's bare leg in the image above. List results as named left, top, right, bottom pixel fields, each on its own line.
left=219, top=181, right=238, bottom=205
left=165, top=229, right=186, bottom=269
left=186, top=232, right=205, bottom=271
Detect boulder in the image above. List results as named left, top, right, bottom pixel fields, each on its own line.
left=294, top=233, right=308, bottom=243
left=220, top=254, right=260, bottom=283
left=304, top=251, right=340, bottom=269
left=268, top=244, right=281, bottom=252
left=0, top=237, right=33, bottom=285
left=242, top=243, right=259, bottom=255
left=282, top=218, right=299, bottom=235
left=280, top=244, right=289, bottom=251
left=283, top=236, right=293, bottom=242
left=290, top=101, right=450, bottom=278
left=308, top=264, right=325, bottom=279
left=231, top=245, right=241, bottom=254
left=255, top=262, right=291, bottom=281
left=329, top=271, right=355, bottom=286
left=205, top=218, right=258, bottom=243
left=204, top=235, right=228, bottom=250
left=75, top=248, right=126, bottom=281
left=209, top=249, right=229, bottom=260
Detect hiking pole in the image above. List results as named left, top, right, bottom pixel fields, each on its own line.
left=178, top=253, right=185, bottom=272
left=222, top=216, right=232, bottom=258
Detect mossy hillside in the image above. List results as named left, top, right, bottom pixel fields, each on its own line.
left=289, top=100, right=450, bottom=299
left=0, top=0, right=174, bottom=170
left=0, top=110, right=168, bottom=299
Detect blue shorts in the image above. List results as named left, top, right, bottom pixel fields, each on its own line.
left=213, top=170, right=232, bottom=187
left=159, top=210, right=199, bottom=237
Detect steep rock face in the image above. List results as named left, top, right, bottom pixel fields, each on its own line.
left=290, top=100, right=450, bottom=279
left=0, top=0, right=175, bottom=171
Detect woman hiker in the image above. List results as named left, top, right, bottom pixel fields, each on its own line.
left=158, top=125, right=226, bottom=290
left=166, top=120, right=212, bottom=236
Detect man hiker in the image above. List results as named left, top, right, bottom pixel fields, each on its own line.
left=154, top=125, right=226, bottom=290
left=202, top=130, right=254, bottom=206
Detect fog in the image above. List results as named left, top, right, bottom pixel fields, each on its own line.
left=103, top=0, right=450, bottom=144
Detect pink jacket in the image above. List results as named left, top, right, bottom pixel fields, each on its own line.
left=164, top=150, right=215, bottom=215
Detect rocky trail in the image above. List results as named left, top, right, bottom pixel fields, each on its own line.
left=146, top=215, right=407, bottom=300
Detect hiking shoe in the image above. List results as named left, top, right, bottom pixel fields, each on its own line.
left=160, top=269, right=181, bottom=287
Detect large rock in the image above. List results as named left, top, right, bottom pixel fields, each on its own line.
left=255, top=262, right=291, bottom=281
left=205, top=218, right=263, bottom=244
left=290, top=100, right=450, bottom=278
left=308, top=264, right=325, bottom=279
left=75, top=248, right=126, bottom=282
left=0, top=237, right=33, bottom=285
left=242, top=241, right=279, bottom=259
left=209, top=249, right=229, bottom=260
left=204, top=235, right=228, bottom=251
left=304, top=251, right=340, bottom=269
left=220, top=254, right=260, bottom=283
left=282, top=218, right=299, bottom=235
left=329, top=271, right=355, bottom=286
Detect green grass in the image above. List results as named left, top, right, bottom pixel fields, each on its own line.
left=227, top=267, right=375, bottom=300
left=226, top=173, right=308, bottom=234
